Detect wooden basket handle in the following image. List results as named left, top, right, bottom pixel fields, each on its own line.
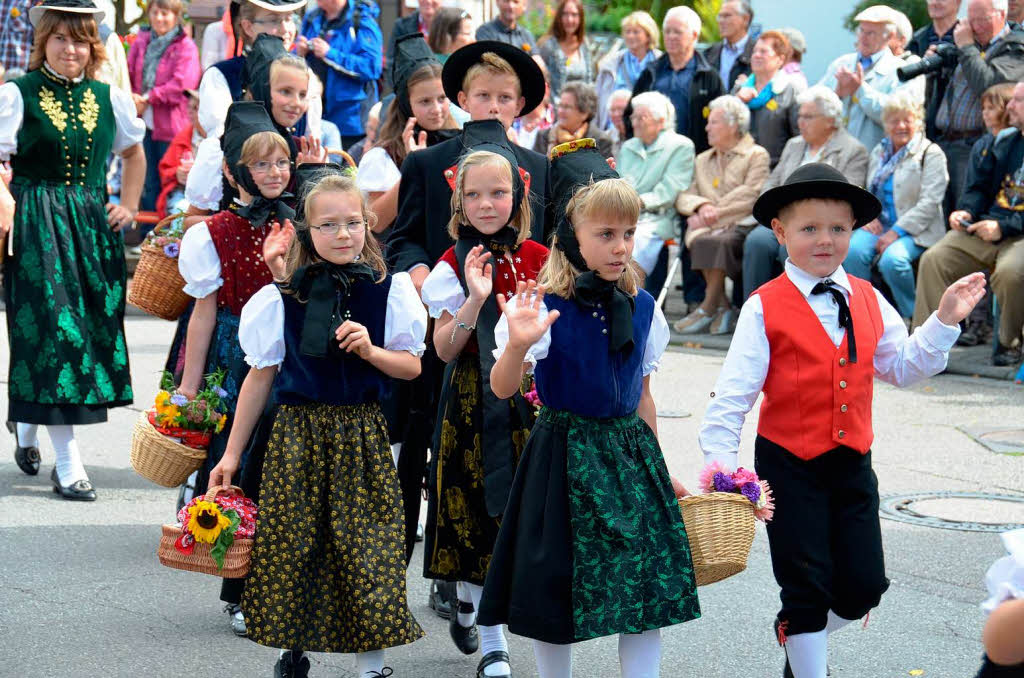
left=205, top=484, right=245, bottom=501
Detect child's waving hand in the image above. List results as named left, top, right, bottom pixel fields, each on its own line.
left=264, top=219, right=295, bottom=280
left=497, top=281, right=560, bottom=351
left=465, top=245, right=494, bottom=303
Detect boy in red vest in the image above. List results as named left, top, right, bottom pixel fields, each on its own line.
left=698, top=163, right=986, bottom=678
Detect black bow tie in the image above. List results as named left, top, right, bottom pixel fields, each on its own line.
left=811, top=279, right=856, bottom=363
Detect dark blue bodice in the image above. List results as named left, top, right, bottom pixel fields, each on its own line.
left=534, top=289, right=655, bottom=418
left=273, top=276, right=392, bottom=406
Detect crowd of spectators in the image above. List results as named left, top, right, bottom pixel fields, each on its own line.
left=1, top=0, right=1022, bottom=368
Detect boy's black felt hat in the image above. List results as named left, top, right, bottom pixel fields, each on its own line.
left=753, top=162, right=881, bottom=228
left=441, top=41, right=545, bottom=117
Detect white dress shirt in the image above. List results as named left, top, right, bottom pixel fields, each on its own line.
left=699, top=260, right=961, bottom=468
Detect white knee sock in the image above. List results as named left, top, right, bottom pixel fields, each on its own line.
left=785, top=630, right=828, bottom=678
left=391, top=442, right=402, bottom=468
left=618, top=629, right=661, bottom=678
left=356, top=649, right=386, bottom=677
left=456, top=580, right=477, bottom=627
left=464, top=582, right=511, bottom=676
left=49, top=425, right=86, bottom=485
left=16, top=422, right=39, bottom=448
left=826, top=611, right=856, bottom=634
left=533, top=640, right=573, bottom=678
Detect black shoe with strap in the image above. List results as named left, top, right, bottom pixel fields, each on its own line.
left=274, top=651, right=309, bottom=678
left=51, top=467, right=96, bottom=501
left=477, top=650, right=511, bottom=678
left=7, top=421, right=40, bottom=476
left=449, top=600, right=479, bottom=655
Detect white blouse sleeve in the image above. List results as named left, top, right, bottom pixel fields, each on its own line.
left=420, top=261, right=466, bottom=319
left=178, top=222, right=223, bottom=298
left=0, top=83, right=23, bottom=161
left=642, top=304, right=670, bottom=376
left=384, top=272, right=428, bottom=356
left=492, top=295, right=552, bottom=373
left=110, top=87, right=146, bottom=153
left=198, top=67, right=232, bottom=138
left=307, top=73, right=323, bottom=140
left=185, top=135, right=225, bottom=211
left=356, top=147, right=402, bottom=194
left=239, top=284, right=286, bottom=368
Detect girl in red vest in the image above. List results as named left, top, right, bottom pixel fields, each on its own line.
left=698, top=163, right=986, bottom=678
left=175, top=102, right=294, bottom=637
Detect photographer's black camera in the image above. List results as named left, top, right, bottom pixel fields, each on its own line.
left=897, top=43, right=959, bottom=81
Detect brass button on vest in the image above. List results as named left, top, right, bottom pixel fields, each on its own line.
left=840, top=404, right=848, bottom=412
left=839, top=357, right=847, bottom=366
left=838, top=430, right=846, bottom=438
left=839, top=380, right=847, bottom=389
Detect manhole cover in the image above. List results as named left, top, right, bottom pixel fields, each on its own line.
left=958, top=426, right=1024, bottom=455
left=658, top=410, right=691, bottom=419
left=880, top=491, right=1024, bottom=532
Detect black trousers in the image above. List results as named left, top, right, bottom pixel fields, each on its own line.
left=754, top=435, right=889, bottom=635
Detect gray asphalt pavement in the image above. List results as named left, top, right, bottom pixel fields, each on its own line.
left=1, top=314, right=1022, bottom=678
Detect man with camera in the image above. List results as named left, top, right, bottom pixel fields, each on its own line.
left=909, top=0, right=960, bottom=56
left=913, top=80, right=1024, bottom=367
left=907, top=0, right=1024, bottom=214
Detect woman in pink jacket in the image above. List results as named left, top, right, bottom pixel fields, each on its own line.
left=128, top=0, right=201, bottom=214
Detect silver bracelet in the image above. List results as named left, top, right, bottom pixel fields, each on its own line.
left=448, top=309, right=476, bottom=345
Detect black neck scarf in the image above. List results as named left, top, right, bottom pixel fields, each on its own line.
left=417, top=124, right=459, bottom=147
left=456, top=224, right=519, bottom=253
left=285, top=258, right=376, bottom=358
left=233, top=182, right=296, bottom=228
left=812, top=279, right=857, bottom=363
left=554, top=220, right=636, bottom=354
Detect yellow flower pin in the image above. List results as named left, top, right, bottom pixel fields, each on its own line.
left=10, top=6, right=21, bottom=17
left=765, top=99, right=778, bottom=111
left=702, top=106, right=710, bottom=119
left=522, top=43, right=532, bottom=52
left=188, top=500, right=230, bottom=543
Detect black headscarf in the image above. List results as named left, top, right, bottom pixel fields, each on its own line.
left=243, top=33, right=300, bottom=155
left=455, top=120, right=528, bottom=228
left=390, top=33, right=439, bottom=118
left=549, top=141, right=636, bottom=353
left=221, top=101, right=296, bottom=227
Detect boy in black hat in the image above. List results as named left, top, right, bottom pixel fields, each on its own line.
left=698, top=163, right=986, bottom=678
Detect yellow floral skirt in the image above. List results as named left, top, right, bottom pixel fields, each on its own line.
left=423, top=354, right=531, bottom=585
left=243, top=402, right=424, bottom=653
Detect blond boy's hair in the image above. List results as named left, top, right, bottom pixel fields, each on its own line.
left=538, top=178, right=643, bottom=298
left=282, top=173, right=387, bottom=287
left=462, top=52, right=522, bottom=97
left=447, top=151, right=532, bottom=245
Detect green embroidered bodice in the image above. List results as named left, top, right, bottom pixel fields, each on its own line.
left=11, top=67, right=115, bottom=188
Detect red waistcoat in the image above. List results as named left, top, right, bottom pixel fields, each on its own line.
left=205, top=210, right=273, bottom=316
left=756, top=274, right=884, bottom=461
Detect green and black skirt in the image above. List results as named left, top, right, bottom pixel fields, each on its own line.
left=4, top=182, right=132, bottom=424
left=243, top=401, right=424, bottom=653
left=423, top=353, right=531, bottom=585
left=477, top=407, right=701, bottom=644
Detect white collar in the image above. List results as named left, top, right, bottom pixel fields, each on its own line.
left=43, top=62, right=84, bottom=84
left=784, top=259, right=853, bottom=298
left=725, top=33, right=749, bottom=52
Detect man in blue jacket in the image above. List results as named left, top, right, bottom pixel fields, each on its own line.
left=297, top=0, right=382, bottom=146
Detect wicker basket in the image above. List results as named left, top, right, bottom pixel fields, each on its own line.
left=127, top=216, right=190, bottom=321
left=679, top=492, right=756, bottom=586
left=130, top=410, right=207, bottom=487
left=157, top=485, right=253, bottom=578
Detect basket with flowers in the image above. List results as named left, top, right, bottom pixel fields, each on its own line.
left=157, top=485, right=257, bottom=578
left=129, top=370, right=229, bottom=487
left=127, top=214, right=192, bottom=320
left=679, top=462, right=775, bottom=586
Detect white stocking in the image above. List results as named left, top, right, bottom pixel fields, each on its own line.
left=618, top=629, right=661, bottom=677
left=464, top=582, right=510, bottom=676
left=826, top=611, right=856, bottom=634
left=49, top=425, right=86, bottom=485
left=16, top=422, right=39, bottom=448
left=785, top=630, right=828, bottom=678
left=356, top=649, right=386, bottom=677
left=533, top=640, right=572, bottom=678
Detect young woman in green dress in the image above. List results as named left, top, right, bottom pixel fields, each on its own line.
left=0, top=0, right=146, bottom=501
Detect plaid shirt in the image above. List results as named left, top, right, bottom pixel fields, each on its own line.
left=1, top=0, right=34, bottom=73
left=936, top=25, right=1011, bottom=134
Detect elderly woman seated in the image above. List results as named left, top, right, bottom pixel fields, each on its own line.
left=674, top=95, right=770, bottom=335
left=843, top=93, right=948, bottom=322
left=534, top=81, right=613, bottom=158
left=616, top=90, right=695, bottom=294
left=741, top=85, right=870, bottom=300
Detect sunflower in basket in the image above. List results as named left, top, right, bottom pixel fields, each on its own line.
left=178, top=496, right=244, bottom=569
left=188, top=500, right=231, bottom=543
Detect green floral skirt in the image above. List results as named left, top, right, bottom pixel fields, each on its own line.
left=423, top=354, right=531, bottom=584
left=477, top=407, right=701, bottom=643
left=243, top=402, right=424, bottom=653
left=4, top=182, right=131, bottom=424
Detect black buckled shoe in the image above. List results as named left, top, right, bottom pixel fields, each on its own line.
left=51, top=467, right=96, bottom=501
left=7, top=422, right=40, bottom=475
left=273, top=651, right=309, bottom=678
left=429, top=579, right=456, bottom=620
left=477, top=650, right=511, bottom=678
left=449, top=600, right=479, bottom=655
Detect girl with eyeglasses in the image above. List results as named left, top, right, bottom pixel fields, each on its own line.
left=210, top=170, right=427, bottom=678
left=173, top=102, right=296, bottom=636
